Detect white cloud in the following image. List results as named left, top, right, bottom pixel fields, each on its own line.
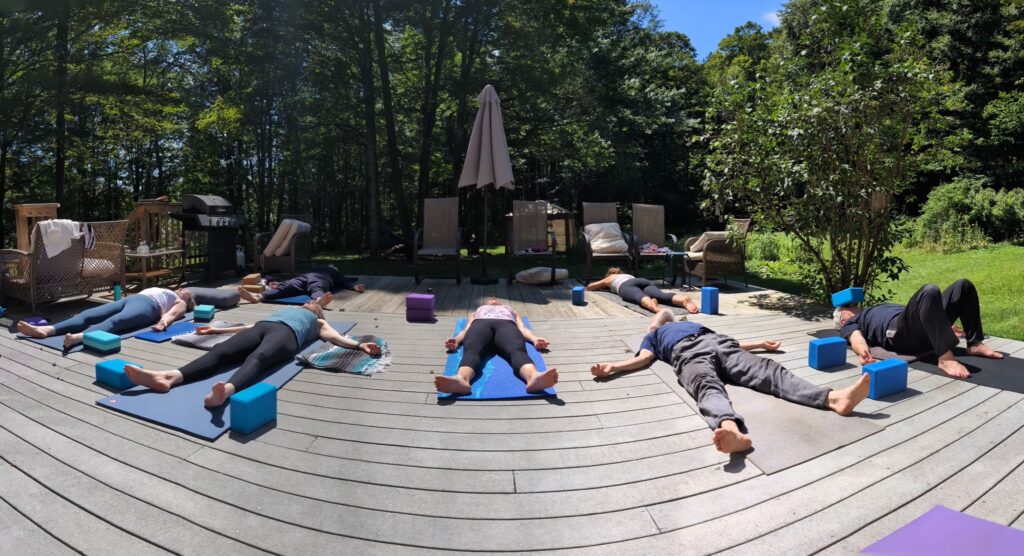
left=762, top=11, right=781, bottom=28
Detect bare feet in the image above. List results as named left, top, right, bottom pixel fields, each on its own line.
left=673, top=294, right=699, bottom=314
left=123, top=365, right=182, bottom=392
left=317, top=292, right=334, bottom=308
left=237, top=287, right=261, bottom=304
left=17, top=321, right=54, bottom=338
left=525, top=368, right=558, bottom=392
left=64, top=333, right=84, bottom=349
left=354, top=283, right=366, bottom=293
left=938, top=354, right=971, bottom=379
left=966, top=342, right=1004, bottom=360
left=712, top=422, right=752, bottom=453
left=204, top=381, right=236, bottom=407
left=828, top=374, right=871, bottom=415
left=640, top=297, right=661, bottom=313
left=434, top=374, right=472, bottom=394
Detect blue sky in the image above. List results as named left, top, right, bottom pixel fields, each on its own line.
left=649, top=1, right=786, bottom=60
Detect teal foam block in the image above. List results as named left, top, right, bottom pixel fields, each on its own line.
left=95, top=359, right=139, bottom=390
left=864, top=358, right=908, bottom=400
left=831, top=287, right=864, bottom=307
left=809, top=337, right=848, bottom=370
left=84, top=330, right=120, bottom=353
left=439, top=317, right=555, bottom=400
left=194, top=304, right=215, bottom=321
left=230, top=382, right=277, bottom=434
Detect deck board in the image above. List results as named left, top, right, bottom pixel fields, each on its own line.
left=1, top=277, right=1022, bottom=553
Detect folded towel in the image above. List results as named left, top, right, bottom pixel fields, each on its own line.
left=297, top=335, right=390, bottom=375
left=38, top=219, right=80, bottom=258
left=171, top=321, right=245, bottom=350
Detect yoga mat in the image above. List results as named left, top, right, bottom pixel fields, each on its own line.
left=626, top=335, right=882, bottom=474
left=808, top=329, right=920, bottom=362
left=439, top=317, right=555, bottom=400
left=862, top=505, right=1024, bottom=555
left=265, top=287, right=349, bottom=305
left=95, top=321, right=356, bottom=440
left=911, top=351, right=1024, bottom=395
left=588, top=288, right=690, bottom=317
left=18, top=312, right=194, bottom=354
left=134, top=320, right=196, bottom=343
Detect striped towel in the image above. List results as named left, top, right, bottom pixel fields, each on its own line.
left=297, top=335, right=390, bottom=375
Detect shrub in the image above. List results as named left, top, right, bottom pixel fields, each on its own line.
left=992, top=187, right=1024, bottom=243
left=747, top=232, right=785, bottom=262
left=915, top=176, right=1024, bottom=250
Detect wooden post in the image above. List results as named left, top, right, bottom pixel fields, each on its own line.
left=13, top=203, right=59, bottom=251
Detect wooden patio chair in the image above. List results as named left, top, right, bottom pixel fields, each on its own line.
left=683, top=216, right=751, bottom=286
left=507, top=200, right=556, bottom=285
left=253, top=213, right=313, bottom=274
left=632, top=203, right=680, bottom=271
left=414, top=197, right=461, bottom=284
left=0, top=220, right=128, bottom=311
left=580, top=201, right=634, bottom=281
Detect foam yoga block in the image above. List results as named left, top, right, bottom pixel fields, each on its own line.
left=194, top=304, right=215, bottom=321
left=84, top=331, right=120, bottom=353
left=572, top=286, right=585, bottom=306
left=406, top=293, right=435, bottom=322
left=242, top=273, right=262, bottom=285
left=230, top=382, right=277, bottom=434
left=831, top=287, right=864, bottom=308
left=809, top=337, right=848, bottom=370
left=95, top=359, right=139, bottom=389
left=701, top=287, right=719, bottom=315
left=864, top=359, right=908, bottom=400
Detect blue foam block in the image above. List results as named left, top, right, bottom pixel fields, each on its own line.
left=96, top=322, right=356, bottom=440
left=194, top=304, right=215, bottom=321
left=134, top=320, right=197, bottom=343
left=809, top=337, right=848, bottom=370
left=701, top=286, right=719, bottom=315
left=831, top=287, right=864, bottom=308
left=864, top=358, right=908, bottom=400
left=95, top=359, right=139, bottom=390
left=230, top=382, right=277, bottom=435
left=84, top=330, right=120, bottom=353
left=572, top=286, right=585, bottom=305
left=439, top=317, right=555, bottom=400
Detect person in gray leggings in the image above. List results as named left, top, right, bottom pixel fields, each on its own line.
left=590, top=310, right=872, bottom=453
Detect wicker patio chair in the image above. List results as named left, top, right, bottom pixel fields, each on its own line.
left=253, top=213, right=313, bottom=274
left=507, top=200, right=556, bottom=284
left=414, top=197, right=461, bottom=284
left=0, top=220, right=128, bottom=311
left=683, top=217, right=751, bottom=286
left=580, top=201, right=634, bottom=281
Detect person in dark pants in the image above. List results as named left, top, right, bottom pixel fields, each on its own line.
left=434, top=297, right=558, bottom=394
left=585, top=267, right=699, bottom=313
left=123, top=300, right=381, bottom=407
left=591, top=310, right=871, bottom=453
left=237, top=265, right=365, bottom=307
left=836, top=279, right=1004, bottom=379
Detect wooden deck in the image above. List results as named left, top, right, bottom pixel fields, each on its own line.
left=1, top=277, right=1023, bottom=554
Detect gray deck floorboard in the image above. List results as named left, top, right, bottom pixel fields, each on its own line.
left=1, top=276, right=1021, bottom=553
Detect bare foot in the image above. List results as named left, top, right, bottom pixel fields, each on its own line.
left=525, top=368, right=558, bottom=393
left=712, top=427, right=753, bottom=454
left=123, top=365, right=181, bottom=392
left=938, top=356, right=971, bottom=379
left=966, top=342, right=1004, bottom=359
left=317, top=292, right=334, bottom=308
left=17, top=321, right=53, bottom=338
left=203, top=381, right=236, bottom=407
left=434, top=375, right=472, bottom=394
left=674, top=294, right=699, bottom=314
left=64, top=333, right=84, bottom=349
left=237, top=287, right=261, bottom=304
left=828, top=373, right=871, bottom=415
left=354, top=283, right=366, bottom=293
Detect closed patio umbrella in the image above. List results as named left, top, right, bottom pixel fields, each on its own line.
left=458, top=84, right=514, bottom=284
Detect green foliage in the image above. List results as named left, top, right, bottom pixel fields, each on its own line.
left=913, top=176, right=1024, bottom=251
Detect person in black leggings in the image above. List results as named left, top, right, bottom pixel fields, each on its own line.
left=586, top=267, right=699, bottom=313
left=237, top=264, right=364, bottom=307
left=434, top=297, right=559, bottom=395
left=837, top=278, right=1004, bottom=379
left=123, top=299, right=381, bottom=407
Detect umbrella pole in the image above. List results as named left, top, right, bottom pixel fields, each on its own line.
left=472, top=187, right=498, bottom=285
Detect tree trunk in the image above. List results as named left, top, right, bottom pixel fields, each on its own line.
left=359, top=8, right=380, bottom=256
left=414, top=0, right=453, bottom=231
left=54, top=0, right=69, bottom=209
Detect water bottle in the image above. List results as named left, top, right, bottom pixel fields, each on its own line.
left=235, top=245, right=245, bottom=275
left=113, top=283, right=122, bottom=300
left=137, top=241, right=150, bottom=255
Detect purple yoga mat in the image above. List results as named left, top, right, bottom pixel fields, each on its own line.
left=862, top=505, right=1024, bottom=555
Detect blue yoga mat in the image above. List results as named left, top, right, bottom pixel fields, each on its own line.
left=18, top=312, right=194, bottom=354
left=265, top=287, right=349, bottom=305
left=96, top=321, right=356, bottom=440
left=439, top=317, right=555, bottom=400
left=134, top=320, right=196, bottom=343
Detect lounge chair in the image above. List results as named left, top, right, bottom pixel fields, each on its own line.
left=253, top=214, right=313, bottom=274
left=580, top=202, right=634, bottom=281
left=414, top=197, right=462, bottom=284
left=506, top=200, right=556, bottom=285
left=683, top=217, right=751, bottom=286
left=632, top=203, right=679, bottom=271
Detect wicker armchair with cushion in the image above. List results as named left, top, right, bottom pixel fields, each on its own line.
left=0, top=220, right=128, bottom=311
left=683, top=220, right=750, bottom=286
left=507, top=200, right=557, bottom=285
left=580, top=202, right=634, bottom=281
left=253, top=214, right=313, bottom=274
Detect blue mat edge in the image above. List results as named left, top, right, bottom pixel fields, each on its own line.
left=17, top=312, right=195, bottom=353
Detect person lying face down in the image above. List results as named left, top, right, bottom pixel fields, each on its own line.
left=585, top=267, right=699, bottom=314
left=435, top=297, right=558, bottom=395
left=237, top=264, right=365, bottom=308
left=122, top=299, right=382, bottom=408
left=17, top=287, right=195, bottom=349
left=835, top=278, right=1003, bottom=380
left=591, top=310, right=872, bottom=454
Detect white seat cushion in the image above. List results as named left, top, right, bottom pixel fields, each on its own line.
left=685, top=251, right=704, bottom=262
left=515, top=267, right=568, bottom=284
left=689, top=231, right=729, bottom=252
left=263, top=221, right=295, bottom=258
left=81, top=258, right=116, bottom=278
left=583, top=223, right=629, bottom=254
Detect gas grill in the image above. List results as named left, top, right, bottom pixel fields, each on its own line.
left=170, top=194, right=247, bottom=279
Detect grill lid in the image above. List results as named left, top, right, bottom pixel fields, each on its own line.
left=183, top=194, right=235, bottom=215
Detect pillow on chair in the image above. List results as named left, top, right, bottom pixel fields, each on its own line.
left=688, top=231, right=729, bottom=253
left=583, top=223, right=629, bottom=254
left=262, top=221, right=296, bottom=258
left=515, top=267, right=569, bottom=284
left=273, top=220, right=311, bottom=257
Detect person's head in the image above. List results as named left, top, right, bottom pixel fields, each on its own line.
left=605, top=267, right=623, bottom=277
left=175, top=288, right=195, bottom=311
left=833, top=306, right=861, bottom=329
left=301, top=299, right=325, bottom=319
left=648, top=309, right=676, bottom=333
left=485, top=296, right=500, bottom=306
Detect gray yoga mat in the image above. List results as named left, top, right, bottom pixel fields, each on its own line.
left=625, top=335, right=883, bottom=474
left=588, top=287, right=690, bottom=316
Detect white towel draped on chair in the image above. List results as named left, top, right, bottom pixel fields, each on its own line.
left=37, top=219, right=82, bottom=258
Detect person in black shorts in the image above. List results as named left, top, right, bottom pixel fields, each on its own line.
left=586, top=267, right=699, bottom=313
left=237, top=264, right=365, bottom=308
left=835, top=278, right=1004, bottom=379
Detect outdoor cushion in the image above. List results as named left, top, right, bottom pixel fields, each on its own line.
left=515, top=267, right=569, bottom=284
left=273, top=219, right=311, bottom=257
left=685, top=251, right=704, bottom=261
left=262, top=220, right=295, bottom=257
left=689, top=231, right=729, bottom=252
left=583, top=222, right=629, bottom=254
left=81, top=258, right=116, bottom=278
left=187, top=287, right=240, bottom=309
left=418, top=247, right=458, bottom=256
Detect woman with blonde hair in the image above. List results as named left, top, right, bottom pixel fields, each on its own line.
left=585, top=267, right=699, bottom=313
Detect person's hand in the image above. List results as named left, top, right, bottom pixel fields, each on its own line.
left=360, top=342, right=381, bottom=356
left=354, top=283, right=366, bottom=293
left=151, top=321, right=167, bottom=332
left=534, top=337, right=549, bottom=350
left=195, top=326, right=213, bottom=335
left=268, top=281, right=280, bottom=288
left=859, top=352, right=878, bottom=365
left=591, top=363, right=613, bottom=378
left=445, top=337, right=459, bottom=352
left=761, top=340, right=782, bottom=351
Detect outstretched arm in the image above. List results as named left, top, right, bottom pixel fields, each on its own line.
left=195, top=323, right=254, bottom=335
left=445, top=315, right=476, bottom=351
left=152, top=299, right=188, bottom=331
left=847, top=330, right=877, bottom=364
left=591, top=350, right=657, bottom=378
left=585, top=276, right=612, bottom=291
left=318, top=320, right=380, bottom=355
left=515, top=313, right=549, bottom=350
left=740, top=339, right=782, bottom=352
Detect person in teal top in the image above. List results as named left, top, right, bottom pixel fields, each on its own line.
left=124, top=299, right=382, bottom=408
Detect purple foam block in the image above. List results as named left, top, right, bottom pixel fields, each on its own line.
left=406, top=293, right=435, bottom=311
left=23, top=316, right=48, bottom=326
left=862, top=505, right=1024, bottom=555
left=406, top=308, right=434, bottom=322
